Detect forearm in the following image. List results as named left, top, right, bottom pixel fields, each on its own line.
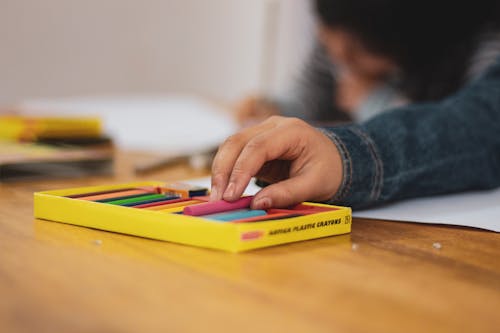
left=322, top=60, right=500, bottom=209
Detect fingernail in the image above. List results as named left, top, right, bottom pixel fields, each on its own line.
left=253, top=197, right=272, bottom=209
left=223, top=182, right=235, bottom=199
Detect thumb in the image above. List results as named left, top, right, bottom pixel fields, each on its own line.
left=251, top=176, right=314, bottom=209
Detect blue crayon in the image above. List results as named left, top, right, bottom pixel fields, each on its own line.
left=203, top=209, right=267, bottom=222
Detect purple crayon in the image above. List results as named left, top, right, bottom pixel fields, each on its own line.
left=183, top=196, right=254, bottom=216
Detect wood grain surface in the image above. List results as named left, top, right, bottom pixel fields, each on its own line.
left=1, top=151, right=499, bottom=333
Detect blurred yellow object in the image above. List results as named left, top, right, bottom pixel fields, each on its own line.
left=0, top=116, right=102, bottom=141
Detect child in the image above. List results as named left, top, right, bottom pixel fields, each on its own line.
left=211, top=0, right=500, bottom=209
left=237, top=0, right=500, bottom=125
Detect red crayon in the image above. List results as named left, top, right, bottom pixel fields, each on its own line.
left=133, top=197, right=192, bottom=208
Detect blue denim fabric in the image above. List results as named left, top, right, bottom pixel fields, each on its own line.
left=320, top=57, right=500, bottom=209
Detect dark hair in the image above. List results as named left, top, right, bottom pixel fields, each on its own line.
left=315, top=0, right=500, bottom=101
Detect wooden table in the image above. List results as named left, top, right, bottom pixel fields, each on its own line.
left=1, top=151, right=499, bottom=333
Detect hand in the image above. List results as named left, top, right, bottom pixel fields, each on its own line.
left=210, top=116, right=344, bottom=209
left=235, top=96, right=280, bottom=127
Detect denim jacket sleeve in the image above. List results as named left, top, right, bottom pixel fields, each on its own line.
left=320, top=57, right=500, bottom=209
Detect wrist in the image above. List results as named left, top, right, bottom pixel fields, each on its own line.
left=319, top=124, right=383, bottom=209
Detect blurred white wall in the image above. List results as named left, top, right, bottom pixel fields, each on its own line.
left=0, top=0, right=316, bottom=105
left=262, top=0, right=316, bottom=96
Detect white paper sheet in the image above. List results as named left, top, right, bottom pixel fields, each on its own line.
left=352, top=188, right=500, bottom=232
left=182, top=176, right=500, bottom=232
left=18, top=95, right=238, bottom=155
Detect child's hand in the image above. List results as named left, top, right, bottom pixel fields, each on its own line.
left=210, top=116, right=344, bottom=209
left=235, top=96, right=280, bottom=127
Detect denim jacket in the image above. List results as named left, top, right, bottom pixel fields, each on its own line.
left=320, top=57, right=500, bottom=209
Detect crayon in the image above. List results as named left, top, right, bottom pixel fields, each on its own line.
left=160, top=183, right=208, bottom=198
left=106, top=194, right=179, bottom=206
left=203, top=209, right=267, bottom=222
left=96, top=192, right=164, bottom=203
left=267, top=205, right=335, bottom=215
left=183, top=196, right=254, bottom=216
left=233, top=212, right=302, bottom=223
left=103, top=193, right=164, bottom=205
left=134, top=198, right=193, bottom=209
left=71, top=187, right=158, bottom=200
left=188, top=195, right=211, bottom=202
left=293, top=203, right=338, bottom=211
left=145, top=200, right=202, bottom=211
left=121, top=195, right=181, bottom=207
left=158, top=207, right=187, bottom=213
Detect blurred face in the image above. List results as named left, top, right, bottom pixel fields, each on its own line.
left=318, top=25, right=397, bottom=80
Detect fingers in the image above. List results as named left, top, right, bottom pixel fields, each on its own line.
left=221, top=124, right=304, bottom=201
left=210, top=118, right=278, bottom=201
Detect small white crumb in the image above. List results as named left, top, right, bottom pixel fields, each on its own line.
left=351, top=243, right=359, bottom=251
left=93, top=239, right=103, bottom=246
left=432, top=242, right=442, bottom=249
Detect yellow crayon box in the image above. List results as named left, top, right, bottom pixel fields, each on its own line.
left=33, top=181, right=352, bottom=252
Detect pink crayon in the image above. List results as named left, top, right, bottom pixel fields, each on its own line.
left=183, top=196, right=254, bottom=216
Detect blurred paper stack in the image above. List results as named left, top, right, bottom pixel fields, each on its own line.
left=0, top=115, right=113, bottom=181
